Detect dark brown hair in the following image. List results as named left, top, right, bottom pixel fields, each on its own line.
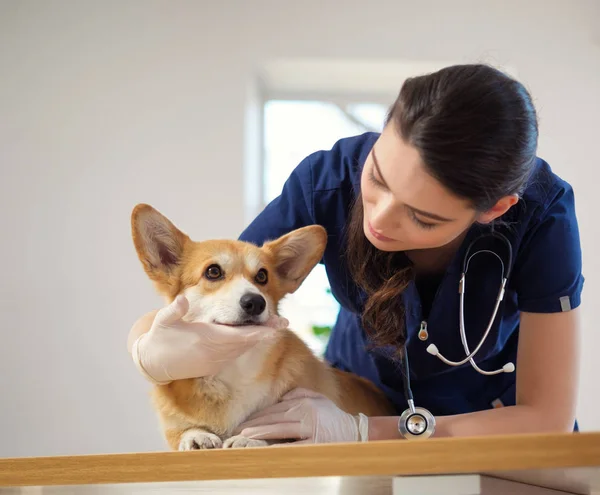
left=346, top=64, right=539, bottom=356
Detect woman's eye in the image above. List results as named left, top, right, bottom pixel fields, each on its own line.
left=205, top=264, right=223, bottom=280
left=410, top=212, right=437, bottom=230
left=255, top=268, right=268, bottom=285
left=368, top=167, right=386, bottom=189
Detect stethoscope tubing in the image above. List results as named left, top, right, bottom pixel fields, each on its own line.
left=399, top=230, right=515, bottom=438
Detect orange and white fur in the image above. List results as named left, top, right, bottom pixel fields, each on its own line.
left=131, top=203, right=395, bottom=450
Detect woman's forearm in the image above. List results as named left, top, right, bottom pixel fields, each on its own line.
left=432, top=405, right=574, bottom=437
left=368, top=405, right=574, bottom=441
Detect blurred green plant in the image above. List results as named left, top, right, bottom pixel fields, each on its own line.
left=311, top=287, right=335, bottom=339
left=311, top=325, right=332, bottom=339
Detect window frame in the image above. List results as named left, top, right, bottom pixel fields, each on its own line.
left=257, top=88, right=392, bottom=211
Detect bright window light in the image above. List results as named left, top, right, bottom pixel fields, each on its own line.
left=261, top=99, right=388, bottom=354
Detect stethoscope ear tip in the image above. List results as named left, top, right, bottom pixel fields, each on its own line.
left=503, top=362, right=515, bottom=373
left=426, top=344, right=439, bottom=356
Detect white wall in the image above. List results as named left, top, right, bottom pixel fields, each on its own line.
left=0, top=0, right=598, bottom=457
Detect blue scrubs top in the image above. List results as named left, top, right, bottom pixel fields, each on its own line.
left=239, top=132, right=584, bottom=419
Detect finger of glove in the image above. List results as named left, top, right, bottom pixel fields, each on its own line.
left=201, top=324, right=276, bottom=345
left=243, top=397, right=307, bottom=422
left=241, top=422, right=307, bottom=441
left=189, top=338, right=275, bottom=368
left=155, top=295, right=189, bottom=326
left=271, top=439, right=314, bottom=447
left=280, top=387, right=325, bottom=402
left=236, top=410, right=299, bottom=432
left=197, top=336, right=273, bottom=362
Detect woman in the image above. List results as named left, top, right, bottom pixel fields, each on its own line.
left=128, top=64, right=583, bottom=443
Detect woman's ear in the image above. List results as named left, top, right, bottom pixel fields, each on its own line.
left=477, top=195, right=519, bottom=224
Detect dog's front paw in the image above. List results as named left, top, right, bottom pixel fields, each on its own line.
left=179, top=428, right=223, bottom=451
left=223, top=435, right=269, bottom=449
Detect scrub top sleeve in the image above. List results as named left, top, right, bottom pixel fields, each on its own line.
left=513, top=184, right=584, bottom=313
left=238, top=156, right=315, bottom=247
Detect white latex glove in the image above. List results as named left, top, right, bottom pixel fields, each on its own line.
left=235, top=388, right=368, bottom=445
left=131, top=295, right=288, bottom=385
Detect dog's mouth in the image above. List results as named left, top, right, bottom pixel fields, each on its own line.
left=213, top=317, right=262, bottom=327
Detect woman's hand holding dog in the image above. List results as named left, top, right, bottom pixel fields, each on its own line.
left=130, top=295, right=287, bottom=384
left=235, top=388, right=362, bottom=444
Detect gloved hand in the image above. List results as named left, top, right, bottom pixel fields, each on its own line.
left=131, top=295, right=288, bottom=385
left=235, top=388, right=367, bottom=444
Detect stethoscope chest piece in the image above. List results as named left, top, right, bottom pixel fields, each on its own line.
left=398, top=405, right=436, bottom=440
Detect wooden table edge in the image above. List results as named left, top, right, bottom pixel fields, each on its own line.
left=1, top=432, right=599, bottom=487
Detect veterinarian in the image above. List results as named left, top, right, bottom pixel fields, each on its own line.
left=128, top=64, right=583, bottom=443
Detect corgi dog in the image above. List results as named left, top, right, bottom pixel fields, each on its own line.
left=131, top=203, right=395, bottom=450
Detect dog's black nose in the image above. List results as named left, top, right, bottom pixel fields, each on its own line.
left=240, top=293, right=266, bottom=316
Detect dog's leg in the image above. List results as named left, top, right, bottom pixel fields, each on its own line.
left=177, top=427, right=223, bottom=450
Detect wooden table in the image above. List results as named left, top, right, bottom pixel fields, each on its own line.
left=0, top=432, right=599, bottom=494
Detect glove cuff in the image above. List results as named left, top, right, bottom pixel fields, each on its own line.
left=357, top=413, right=369, bottom=442
left=131, top=334, right=173, bottom=386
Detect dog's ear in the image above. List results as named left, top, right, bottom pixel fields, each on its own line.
left=131, top=204, right=190, bottom=289
left=263, top=225, right=327, bottom=294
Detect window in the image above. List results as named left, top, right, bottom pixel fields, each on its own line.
left=262, top=99, right=388, bottom=355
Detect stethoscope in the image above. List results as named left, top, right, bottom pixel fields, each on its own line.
left=397, top=231, right=514, bottom=440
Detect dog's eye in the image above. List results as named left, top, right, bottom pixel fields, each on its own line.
left=205, top=264, right=223, bottom=280
left=255, top=268, right=268, bottom=285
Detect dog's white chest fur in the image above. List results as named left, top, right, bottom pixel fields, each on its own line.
left=204, top=338, right=279, bottom=435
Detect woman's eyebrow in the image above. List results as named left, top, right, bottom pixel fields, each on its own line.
left=372, top=147, right=455, bottom=223
left=371, top=148, right=390, bottom=188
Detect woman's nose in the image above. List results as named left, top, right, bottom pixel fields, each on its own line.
left=371, top=199, right=400, bottom=230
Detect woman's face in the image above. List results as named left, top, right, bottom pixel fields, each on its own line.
left=360, top=124, right=513, bottom=253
